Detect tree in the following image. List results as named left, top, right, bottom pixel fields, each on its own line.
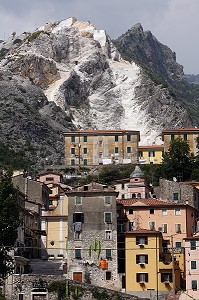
left=0, top=172, right=20, bottom=280
left=162, top=137, right=192, bottom=181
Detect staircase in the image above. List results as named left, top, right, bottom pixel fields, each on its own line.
left=29, top=259, right=63, bottom=275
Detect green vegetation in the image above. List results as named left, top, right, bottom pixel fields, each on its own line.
left=0, top=172, right=20, bottom=280
left=0, top=289, right=5, bottom=300
left=26, top=30, right=44, bottom=43
left=162, top=137, right=192, bottom=181
left=0, top=142, right=32, bottom=170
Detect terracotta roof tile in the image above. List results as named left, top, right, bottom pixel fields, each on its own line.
left=126, top=228, right=161, bottom=234
left=116, top=198, right=186, bottom=207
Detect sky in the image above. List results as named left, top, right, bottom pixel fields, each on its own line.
left=0, top=0, right=198, bottom=74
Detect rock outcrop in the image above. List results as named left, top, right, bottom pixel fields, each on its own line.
left=0, top=17, right=194, bottom=165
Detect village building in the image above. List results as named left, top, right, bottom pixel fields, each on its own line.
left=63, top=130, right=140, bottom=166
left=138, top=145, right=164, bottom=164
left=162, top=127, right=199, bottom=156
left=66, top=182, right=121, bottom=290
left=125, top=229, right=181, bottom=299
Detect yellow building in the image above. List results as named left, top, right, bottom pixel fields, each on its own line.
left=162, top=128, right=199, bottom=155
left=63, top=130, right=140, bottom=166
left=138, top=145, right=164, bottom=164
left=125, top=229, right=181, bottom=299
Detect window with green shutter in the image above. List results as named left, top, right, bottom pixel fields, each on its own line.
left=192, top=280, right=197, bottom=291
left=75, top=249, right=81, bottom=259
left=104, top=212, right=112, bottom=223
left=190, top=240, right=196, bottom=250
left=106, top=249, right=112, bottom=260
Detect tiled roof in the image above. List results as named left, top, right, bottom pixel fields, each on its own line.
left=184, top=235, right=199, bottom=240
left=117, top=198, right=186, bottom=207
left=125, top=228, right=161, bottom=234
left=162, top=127, right=199, bottom=133
left=63, top=129, right=140, bottom=134
left=138, top=145, right=164, bottom=149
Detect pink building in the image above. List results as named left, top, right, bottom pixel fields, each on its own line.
left=113, top=165, right=153, bottom=199
left=180, top=235, right=199, bottom=299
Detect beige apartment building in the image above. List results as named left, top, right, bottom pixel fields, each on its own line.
left=63, top=130, right=140, bottom=166
left=162, top=127, right=199, bottom=156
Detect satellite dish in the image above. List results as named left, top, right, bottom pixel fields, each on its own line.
left=173, top=177, right=177, bottom=182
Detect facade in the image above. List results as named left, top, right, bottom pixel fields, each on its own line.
left=125, top=229, right=181, bottom=299
left=157, top=178, right=199, bottom=213
left=63, top=130, right=140, bottom=166
left=162, top=127, right=199, bottom=156
left=38, top=172, right=71, bottom=259
left=180, top=235, right=199, bottom=299
left=138, top=145, right=164, bottom=164
left=66, top=182, right=121, bottom=290
left=113, top=165, right=153, bottom=199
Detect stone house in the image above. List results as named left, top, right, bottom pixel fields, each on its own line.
left=157, top=178, right=199, bottom=212
left=66, top=182, right=121, bottom=290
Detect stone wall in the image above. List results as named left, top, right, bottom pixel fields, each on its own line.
left=5, top=274, right=148, bottom=300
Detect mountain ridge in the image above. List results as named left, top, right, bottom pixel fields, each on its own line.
left=0, top=17, right=195, bottom=166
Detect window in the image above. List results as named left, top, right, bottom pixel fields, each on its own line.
left=150, top=208, right=154, bottom=214
left=184, top=134, right=187, bottom=140
left=46, top=177, right=54, bottom=181
left=121, top=183, right=125, bottom=189
left=115, top=147, right=119, bottom=154
left=136, top=236, right=148, bottom=245
left=138, top=151, right=143, bottom=157
left=71, top=136, right=75, bottom=142
left=175, top=242, right=182, bottom=248
left=83, top=148, right=87, bottom=154
left=149, top=151, right=155, bottom=157
left=83, top=136, right=87, bottom=142
left=104, top=212, right=112, bottom=223
left=175, top=208, right=181, bottom=215
left=104, top=196, right=112, bottom=205
left=149, top=221, right=155, bottom=230
left=71, top=159, right=75, bottom=166
left=115, top=135, right=119, bottom=142
left=162, top=224, right=168, bottom=233
left=73, top=213, right=84, bottom=223
left=71, top=147, right=75, bottom=154
left=106, top=249, right=112, bottom=260
left=75, top=196, right=82, bottom=205
left=136, top=254, right=148, bottom=264
left=106, top=271, right=111, bottom=280
left=127, top=134, right=131, bottom=141
left=18, top=294, right=24, bottom=300
left=192, top=280, right=197, bottom=291
left=127, top=147, right=131, bottom=153
left=49, top=200, right=53, bottom=205
left=175, top=224, right=181, bottom=233
left=190, top=240, right=196, bottom=250
left=136, top=273, right=148, bottom=283
left=105, top=230, right=112, bottom=240
left=99, top=140, right=103, bottom=146
left=137, top=193, right=141, bottom=199
left=129, top=208, right=134, bottom=214
left=161, top=273, right=172, bottom=283
left=173, top=193, right=179, bottom=201
left=75, top=249, right=81, bottom=259
left=83, top=159, right=87, bottom=165
left=117, top=224, right=124, bottom=233
left=99, top=152, right=103, bottom=158
left=171, top=134, right=175, bottom=141
left=162, top=209, right=168, bottom=216
left=191, top=261, right=197, bottom=269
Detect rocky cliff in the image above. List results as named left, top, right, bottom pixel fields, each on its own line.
left=0, top=17, right=194, bottom=165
